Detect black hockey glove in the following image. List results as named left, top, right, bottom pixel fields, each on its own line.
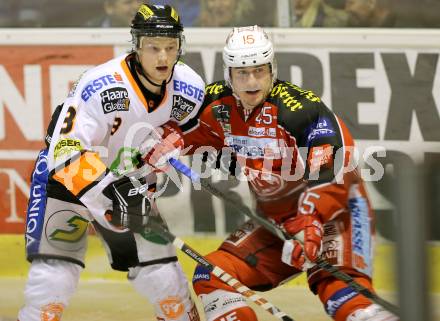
left=103, top=176, right=152, bottom=233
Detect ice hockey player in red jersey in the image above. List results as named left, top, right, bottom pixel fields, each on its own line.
left=18, top=4, right=204, bottom=321
left=182, top=25, right=399, bottom=321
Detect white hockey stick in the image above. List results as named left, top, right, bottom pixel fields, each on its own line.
left=145, top=218, right=296, bottom=321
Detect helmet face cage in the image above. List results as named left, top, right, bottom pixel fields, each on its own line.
left=222, top=25, right=277, bottom=88
left=130, top=4, right=185, bottom=57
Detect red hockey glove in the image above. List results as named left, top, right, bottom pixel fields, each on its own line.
left=142, top=122, right=184, bottom=172
left=281, top=214, right=323, bottom=271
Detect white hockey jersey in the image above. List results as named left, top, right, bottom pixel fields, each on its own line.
left=48, top=53, right=205, bottom=231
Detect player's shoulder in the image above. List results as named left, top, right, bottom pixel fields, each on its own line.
left=71, top=54, right=129, bottom=103
left=203, top=80, right=232, bottom=105
left=269, top=80, right=322, bottom=112
left=172, top=61, right=206, bottom=103
left=174, top=61, right=205, bottom=86
left=269, top=80, right=324, bottom=123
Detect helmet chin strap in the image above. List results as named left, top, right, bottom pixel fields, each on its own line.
left=134, top=53, right=177, bottom=94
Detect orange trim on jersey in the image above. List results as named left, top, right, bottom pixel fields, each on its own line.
left=154, top=83, right=169, bottom=112
left=53, top=151, right=107, bottom=196
left=120, top=58, right=148, bottom=111
left=120, top=57, right=170, bottom=114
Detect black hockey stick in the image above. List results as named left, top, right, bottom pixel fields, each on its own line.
left=144, top=217, right=295, bottom=321
left=168, top=158, right=400, bottom=316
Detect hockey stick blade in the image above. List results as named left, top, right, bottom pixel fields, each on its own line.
left=169, top=158, right=400, bottom=316
left=145, top=217, right=295, bottom=321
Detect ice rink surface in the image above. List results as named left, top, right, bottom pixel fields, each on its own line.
left=0, top=277, right=408, bottom=321
left=1, top=235, right=439, bottom=321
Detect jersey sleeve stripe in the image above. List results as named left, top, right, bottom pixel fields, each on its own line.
left=52, top=151, right=107, bottom=197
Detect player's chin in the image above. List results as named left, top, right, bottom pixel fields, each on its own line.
left=153, top=73, right=170, bottom=83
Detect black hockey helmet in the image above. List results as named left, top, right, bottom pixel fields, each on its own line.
left=131, top=4, right=184, bottom=50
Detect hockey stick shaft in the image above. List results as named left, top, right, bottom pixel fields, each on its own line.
left=169, top=158, right=400, bottom=316
left=145, top=218, right=295, bottom=321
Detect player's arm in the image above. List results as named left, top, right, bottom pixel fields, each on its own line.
left=181, top=82, right=227, bottom=155
left=45, top=103, right=64, bottom=148
left=277, top=83, right=355, bottom=269
left=288, top=100, right=354, bottom=222
left=48, top=93, right=135, bottom=232
left=139, top=81, right=228, bottom=173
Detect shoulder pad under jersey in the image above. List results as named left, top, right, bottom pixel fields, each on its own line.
left=76, top=55, right=128, bottom=103
left=269, top=80, right=326, bottom=139
left=172, top=62, right=206, bottom=104
left=204, top=81, right=231, bottom=105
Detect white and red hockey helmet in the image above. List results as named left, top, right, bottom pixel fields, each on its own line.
left=222, top=25, right=277, bottom=87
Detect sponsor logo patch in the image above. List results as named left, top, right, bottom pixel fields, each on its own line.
left=224, top=135, right=284, bottom=159
left=171, top=95, right=196, bottom=121
left=46, top=211, right=88, bottom=251
left=205, top=83, right=225, bottom=95
left=53, top=138, right=82, bottom=160
left=204, top=298, right=219, bottom=313
left=192, top=265, right=211, bottom=283
left=212, top=104, right=230, bottom=122
left=173, top=80, right=204, bottom=102
left=139, top=4, right=154, bottom=20
left=41, top=302, right=64, bottom=321
left=100, top=87, right=130, bottom=114
left=246, top=168, right=284, bottom=197
left=307, top=116, right=335, bottom=142
left=322, top=239, right=339, bottom=261
left=248, top=126, right=266, bottom=137
left=26, top=150, right=49, bottom=253
left=350, top=196, right=372, bottom=276
left=81, top=73, right=124, bottom=101
left=159, top=296, right=185, bottom=319
left=307, top=144, right=334, bottom=174
left=222, top=296, right=246, bottom=307
left=325, top=287, right=358, bottom=317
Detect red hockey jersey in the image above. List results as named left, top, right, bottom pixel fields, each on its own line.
left=183, top=80, right=366, bottom=224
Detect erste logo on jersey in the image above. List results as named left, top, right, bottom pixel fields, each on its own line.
left=173, top=80, right=204, bottom=102
left=81, top=72, right=124, bottom=102
left=100, top=87, right=130, bottom=114
left=171, top=95, right=196, bottom=121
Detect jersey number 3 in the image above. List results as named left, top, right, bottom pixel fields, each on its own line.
left=60, top=106, right=77, bottom=134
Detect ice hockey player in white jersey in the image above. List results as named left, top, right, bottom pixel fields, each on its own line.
left=18, top=4, right=204, bottom=321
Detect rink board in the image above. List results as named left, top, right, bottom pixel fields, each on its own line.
left=0, top=29, right=440, bottom=238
